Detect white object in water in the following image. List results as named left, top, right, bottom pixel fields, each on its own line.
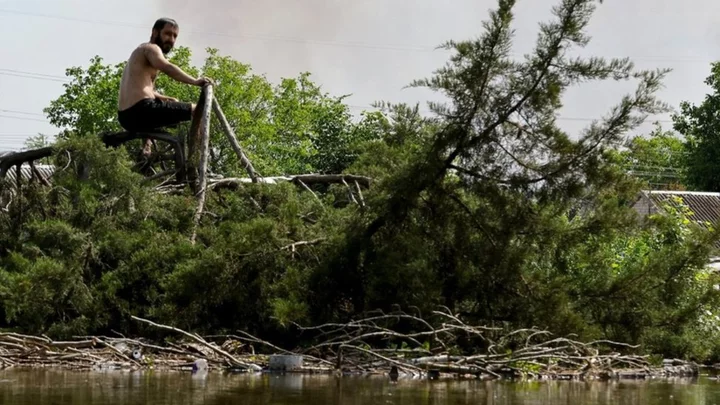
left=193, top=358, right=208, bottom=372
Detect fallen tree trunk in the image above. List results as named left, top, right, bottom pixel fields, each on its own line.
left=0, top=147, right=54, bottom=179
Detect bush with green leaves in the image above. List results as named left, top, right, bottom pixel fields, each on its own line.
left=2, top=0, right=720, bottom=362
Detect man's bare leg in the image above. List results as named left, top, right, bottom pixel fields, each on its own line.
left=138, top=102, right=196, bottom=158
left=142, top=138, right=153, bottom=157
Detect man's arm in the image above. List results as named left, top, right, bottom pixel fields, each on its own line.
left=144, top=44, right=202, bottom=86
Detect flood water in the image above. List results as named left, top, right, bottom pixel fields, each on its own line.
left=0, top=369, right=719, bottom=404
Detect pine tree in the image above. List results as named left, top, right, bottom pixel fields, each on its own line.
left=314, top=0, right=715, bottom=349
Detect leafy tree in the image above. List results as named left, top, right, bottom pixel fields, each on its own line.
left=0, top=0, right=717, bottom=363
left=44, top=56, right=126, bottom=138
left=23, top=134, right=52, bottom=150
left=44, top=47, right=381, bottom=176
left=310, top=0, right=720, bottom=353
left=673, top=62, right=720, bottom=192
left=616, top=123, right=686, bottom=190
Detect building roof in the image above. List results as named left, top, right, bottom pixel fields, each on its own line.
left=2, top=164, right=55, bottom=184
left=0, top=163, right=55, bottom=184
left=637, top=190, right=720, bottom=229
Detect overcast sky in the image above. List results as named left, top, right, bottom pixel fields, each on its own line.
left=1, top=0, right=719, bottom=151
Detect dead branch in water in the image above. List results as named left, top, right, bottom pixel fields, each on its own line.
left=289, top=308, right=696, bottom=380
left=0, top=308, right=699, bottom=380
left=130, top=315, right=261, bottom=371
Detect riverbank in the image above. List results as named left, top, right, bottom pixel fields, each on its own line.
left=0, top=311, right=706, bottom=381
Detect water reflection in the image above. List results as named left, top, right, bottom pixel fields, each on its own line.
left=0, top=369, right=718, bottom=404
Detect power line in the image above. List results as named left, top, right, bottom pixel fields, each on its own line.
left=0, top=71, right=69, bottom=83
left=0, top=9, right=437, bottom=53
left=0, top=8, right=719, bottom=63
left=0, top=68, right=68, bottom=80
left=0, top=114, right=50, bottom=123
left=0, top=109, right=45, bottom=117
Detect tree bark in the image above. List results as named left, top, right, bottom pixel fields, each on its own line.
left=211, top=96, right=259, bottom=182
left=207, top=174, right=372, bottom=189
left=187, top=86, right=213, bottom=190
left=0, top=147, right=54, bottom=179
left=190, top=84, right=214, bottom=244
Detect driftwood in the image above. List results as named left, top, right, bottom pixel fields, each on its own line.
left=288, top=307, right=698, bottom=380
left=195, top=85, right=214, bottom=195
left=130, top=315, right=261, bottom=371
left=0, top=308, right=700, bottom=379
left=212, top=96, right=259, bottom=182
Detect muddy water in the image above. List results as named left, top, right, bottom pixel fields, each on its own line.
left=0, top=369, right=717, bottom=404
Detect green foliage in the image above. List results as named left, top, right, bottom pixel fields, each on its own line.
left=306, top=0, right=720, bottom=360
left=0, top=136, right=353, bottom=338
left=616, top=123, right=686, bottom=190
left=44, top=47, right=381, bottom=176
left=44, top=56, right=125, bottom=138
left=673, top=62, right=720, bottom=192
left=2, top=0, right=719, bottom=363
left=200, top=48, right=383, bottom=175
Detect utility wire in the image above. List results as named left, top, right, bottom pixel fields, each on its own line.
left=0, top=68, right=68, bottom=80
left=0, top=9, right=439, bottom=53
left=0, top=72, right=69, bottom=83
left=0, top=8, right=719, bottom=63
left=0, top=114, right=50, bottom=123
left=0, top=109, right=45, bottom=117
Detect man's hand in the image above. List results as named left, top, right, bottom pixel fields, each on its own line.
left=194, top=77, right=215, bottom=87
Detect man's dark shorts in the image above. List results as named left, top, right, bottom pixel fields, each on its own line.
left=118, top=98, right=193, bottom=132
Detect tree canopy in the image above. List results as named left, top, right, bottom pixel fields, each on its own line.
left=615, top=123, right=686, bottom=190
left=672, top=62, right=720, bottom=192
left=2, top=0, right=720, bottom=363
left=43, top=47, right=385, bottom=177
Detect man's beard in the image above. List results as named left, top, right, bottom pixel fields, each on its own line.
left=153, top=36, right=173, bottom=55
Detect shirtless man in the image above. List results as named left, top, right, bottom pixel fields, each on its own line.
left=117, top=17, right=212, bottom=155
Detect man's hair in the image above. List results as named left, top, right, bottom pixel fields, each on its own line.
left=152, top=18, right=178, bottom=32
